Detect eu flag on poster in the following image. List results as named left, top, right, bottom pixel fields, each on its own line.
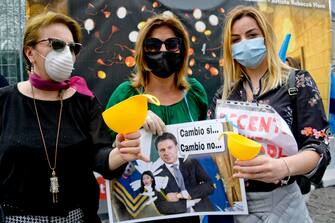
left=197, top=156, right=229, bottom=211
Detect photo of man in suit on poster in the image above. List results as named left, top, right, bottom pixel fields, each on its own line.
left=154, top=132, right=215, bottom=215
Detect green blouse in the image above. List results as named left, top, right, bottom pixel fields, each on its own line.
left=106, top=78, right=208, bottom=138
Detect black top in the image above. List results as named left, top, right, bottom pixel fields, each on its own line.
left=0, top=85, right=125, bottom=222
left=155, top=158, right=214, bottom=215
left=209, top=70, right=331, bottom=192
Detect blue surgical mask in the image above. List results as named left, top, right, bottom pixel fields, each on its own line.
left=232, top=37, right=267, bottom=68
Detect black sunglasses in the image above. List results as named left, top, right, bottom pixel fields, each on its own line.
left=144, top=37, right=182, bottom=52
left=35, top=38, right=82, bottom=55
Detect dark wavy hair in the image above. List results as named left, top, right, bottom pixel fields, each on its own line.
left=140, top=171, right=156, bottom=193
left=154, top=132, right=178, bottom=150
left=131, top=13, right=190, bottom=91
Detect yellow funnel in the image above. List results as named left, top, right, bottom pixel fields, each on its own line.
left=102, top=94, right=160, bottom=134
left=219, top=132, right=261, bottom=160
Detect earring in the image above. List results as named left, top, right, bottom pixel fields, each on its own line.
left=30, top=64, right=34, bottom=73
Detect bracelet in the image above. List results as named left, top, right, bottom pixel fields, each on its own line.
left=280, top=158, right=291, bottom=186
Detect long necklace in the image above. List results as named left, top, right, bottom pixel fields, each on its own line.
left=31, top=85, right=63, bottom=203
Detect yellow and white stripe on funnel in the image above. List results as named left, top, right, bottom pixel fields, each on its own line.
left=219, top=132, right=261, bottom=160
left=102, top=94, right=160, bottom=134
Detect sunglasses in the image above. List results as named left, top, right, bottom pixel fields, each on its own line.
left=35, top=38, right=82, bottom=55
left=144, top=37, right=182, bottom=53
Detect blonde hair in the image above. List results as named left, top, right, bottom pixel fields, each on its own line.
left=23, top=11, right=82, bottom=70
left=222, top=6, right=289, bottom=99
left=131, top=14, right=190, bottom=91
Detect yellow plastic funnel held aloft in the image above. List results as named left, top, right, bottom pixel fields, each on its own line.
left=219, top=132, right=261, bottom=160
left=102, top=94, right=160, bottom=134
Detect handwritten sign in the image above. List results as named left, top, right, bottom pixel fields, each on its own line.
left=216, top=100, right=298, bottom=158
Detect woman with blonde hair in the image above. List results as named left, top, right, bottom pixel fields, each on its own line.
left=0, top=11, right=145, bottom=222
left=209, top=5, right=330, bottom=223
left=106, top=13, right=208, bottom=223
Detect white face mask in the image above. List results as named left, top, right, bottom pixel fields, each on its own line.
left=37, top=46, right=74, bottom=82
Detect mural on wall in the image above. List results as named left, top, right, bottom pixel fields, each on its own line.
left=26, top=0, right=332, bottom=109
left=27, top=0, right=240, bottom=105
left=66, top=0, right=241, bottom=105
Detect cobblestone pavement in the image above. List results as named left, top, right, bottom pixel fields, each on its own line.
left=307, top=186, right=335, bottom=223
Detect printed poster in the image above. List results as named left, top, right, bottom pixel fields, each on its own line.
left=106, top=119, right=248, bottom=223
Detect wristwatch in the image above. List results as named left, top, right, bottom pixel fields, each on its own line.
left=176, top=193, right=183, bottom=199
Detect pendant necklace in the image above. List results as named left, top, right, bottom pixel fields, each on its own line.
left=31, top=85, right=63, bottom=203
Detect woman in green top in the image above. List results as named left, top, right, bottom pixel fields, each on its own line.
left=106, top=14, right=208, bottom=223
left=106, top=14, right=208, bottom=133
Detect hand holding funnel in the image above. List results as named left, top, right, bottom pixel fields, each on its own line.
left=219, top=132, right=261, bottom=160
left=102, top=94, right=160, bottom=134
left=102, top=94, right=160, bottom=162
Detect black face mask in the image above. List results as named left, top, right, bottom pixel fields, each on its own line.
left=145, top=51, right=182, bottom=78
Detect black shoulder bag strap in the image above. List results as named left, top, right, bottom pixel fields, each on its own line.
left=288, top=69, right=312, bottom=194
left=288, top=69, right=298, bottom=98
